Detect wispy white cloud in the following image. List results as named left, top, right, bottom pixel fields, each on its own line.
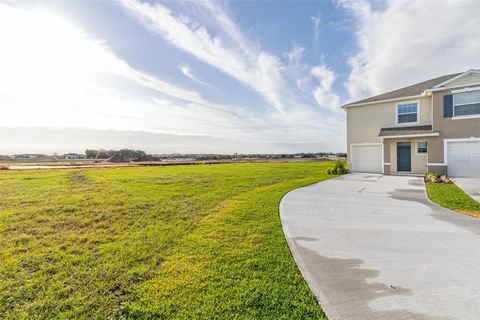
left=121, top=0, right=287, bottom=113
left=179, top=64, right=212, bottom=87
left=286, top=45, right=305, bottom=69
left=311, top=65, right=341, bottom=112
left=310, top=12, right=321, bottom=42
left=285, top=44, right=310, bottom=93
left=339, top=0, right=480, bottom=102
left=0, top=1, right=347, bottom=154
left=0, top=3, right=254, bottom=135
left=0, top=2, right=243, bottom=118
left=121, top=0, right=348, bottom=116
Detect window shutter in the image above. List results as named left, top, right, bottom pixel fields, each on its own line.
left=443, top=94, right=453, bottom=118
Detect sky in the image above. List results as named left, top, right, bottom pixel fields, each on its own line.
left=0, top=0, right=479, bottom=154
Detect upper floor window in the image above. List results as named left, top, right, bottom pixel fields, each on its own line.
left=396, top=102, right=418, bottom=125
left=453, top=89, right=480, bottom=117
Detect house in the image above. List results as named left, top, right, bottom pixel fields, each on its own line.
left=63, top=153, right=82, bottom=159
left=342, top=69, right=480, bottom=178
left=12, top=153, right=48, bottom=160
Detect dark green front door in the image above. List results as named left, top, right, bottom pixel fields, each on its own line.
left=397, top=142, right=411, bottom=172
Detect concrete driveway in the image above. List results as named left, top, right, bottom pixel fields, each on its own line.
left=451, top=178, right=480, bottom=203
left=280, top=174, right=480, bottom=320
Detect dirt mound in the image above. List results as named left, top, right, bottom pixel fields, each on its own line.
left=105, top=153, right=131, bottom=163
left=132, top=154, right=161, bottom=162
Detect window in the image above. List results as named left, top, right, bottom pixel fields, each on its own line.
left=397, top=103, right=418, bottom=124
left=453, top=89, right=480, bottom=117
left=416, top=141, right=427, bottom=154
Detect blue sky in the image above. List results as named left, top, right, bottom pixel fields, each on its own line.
left=0, top=1, right=478, bottom=154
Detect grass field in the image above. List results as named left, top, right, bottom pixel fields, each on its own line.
left=426, top=182, right=480, bottom=218
left=0, top=162, right=335, bottom=319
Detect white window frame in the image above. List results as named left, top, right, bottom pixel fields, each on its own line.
left=415, top=141, right=428, bottom=155
left=452, top=87, right=480, bottom=120
left=395, top=101, right=420, bottom=126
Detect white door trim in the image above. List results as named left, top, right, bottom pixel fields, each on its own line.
left=350, top=143, right=383, bottom=174
left=443, top=137, right=480, bottom=165
left=349, top=143, right=383, bottom=156
left=381, top=140, right=384, bottom=174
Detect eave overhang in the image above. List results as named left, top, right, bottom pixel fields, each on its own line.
left=378, top=125, right=439, bottom=139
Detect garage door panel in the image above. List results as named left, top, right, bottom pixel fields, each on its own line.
left=447, top=141, right=480, bottom=178
left=351, top=145, right=382, bottom=173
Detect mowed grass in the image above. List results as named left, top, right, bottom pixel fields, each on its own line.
left=0, top=162, right=334, bottom=319
left=426, top=182, right=480, bottom=218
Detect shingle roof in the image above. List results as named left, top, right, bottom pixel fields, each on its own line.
left=345, top=73, right=461, bottom=106
left=378, top=125, right=434, bottom=137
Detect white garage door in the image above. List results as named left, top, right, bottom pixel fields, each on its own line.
left=351, top=144, right=382, bottom=173
left=447, top=141, right=480, bottom=178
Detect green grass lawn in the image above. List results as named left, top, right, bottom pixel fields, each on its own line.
left=0, top=162, right=335, bottom=319
left=426, top=182, right=480, bottom=218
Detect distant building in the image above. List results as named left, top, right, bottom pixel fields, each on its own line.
left=63, top=153, right=82, bottom=159
left=13, top=154, right=48, bottom=159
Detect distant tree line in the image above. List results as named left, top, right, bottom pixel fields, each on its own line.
left=85, top=149, right=147, bottom=159
left=83, top=150, right=345, bottom=161
left=188, top=152, right=342, bottom=160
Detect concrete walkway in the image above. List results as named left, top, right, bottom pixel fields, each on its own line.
left=451, top=178, right=480, bottom=203
left=280, top=174, right=480, bottom=320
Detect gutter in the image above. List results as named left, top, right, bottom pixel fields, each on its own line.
left=379, top=132, right=440, bottom=139
left=341, top=93, right=427, bottom=109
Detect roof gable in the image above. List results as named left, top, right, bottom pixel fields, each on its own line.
left=343, top=73, right=460, bottom=107
left=432, top=69, right=480, bottom=89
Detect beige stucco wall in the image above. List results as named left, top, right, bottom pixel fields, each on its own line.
left=429, top=89, right=480, bottom=163
left=383, top=141, right=391, bottom=174
left=383, top=140, right=390, bottom=163
left=388, top=138, right=428, bottom=174
left=346, top=96, right=432, bottom=147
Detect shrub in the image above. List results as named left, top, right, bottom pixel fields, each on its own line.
left=334, top=160, right=344, bottom=172
left=0, top=166, right=9, bottom=170
left=424, top=172, right=451, bottom=184
left=327, top=160, right=348, bottom=175
left=425, top=172, right=436, bottom=183
left=439, top=174, right=451, bottom=184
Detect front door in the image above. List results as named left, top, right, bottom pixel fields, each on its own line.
left=397, top=142, right=411, bottom=172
